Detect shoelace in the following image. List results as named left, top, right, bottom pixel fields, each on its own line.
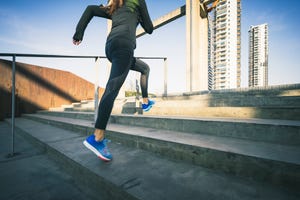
left=102, top=139, right=111, bottom=155
left=103, top=138, right=111, bottom=144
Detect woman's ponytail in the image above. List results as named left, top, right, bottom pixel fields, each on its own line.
left=106, top=0, right=124, bottom=15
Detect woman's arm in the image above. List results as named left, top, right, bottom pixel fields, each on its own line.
left=73, top=5, right=111, bottom=43
left=138, top=0, right=153, bottom=34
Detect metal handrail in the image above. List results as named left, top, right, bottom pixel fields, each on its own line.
left=0, top=53, right=102, bottom=59
left=0, top=53, right=166, bottom=60
left=0, top=53, right=168, bottom=157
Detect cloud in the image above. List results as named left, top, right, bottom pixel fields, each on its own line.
left=254, top=10, right=286, bottom=32
left=0, top=14, right=77, bottom=55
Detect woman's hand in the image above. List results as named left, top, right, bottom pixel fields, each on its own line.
left=73, top=39, right=82, bottom=45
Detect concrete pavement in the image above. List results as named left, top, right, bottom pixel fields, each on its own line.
left=0, top=121, right=100, bottom=200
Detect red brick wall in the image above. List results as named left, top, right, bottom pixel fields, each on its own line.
left=0, top=59, right=104, bottom=120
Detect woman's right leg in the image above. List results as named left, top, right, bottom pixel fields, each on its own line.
left=83, top=41, right=134, bottom=161
left=95, top=50, right=133, bottom=131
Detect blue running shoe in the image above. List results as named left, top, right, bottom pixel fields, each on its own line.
left=83, top=134, right=112, bottom=161
left=142, top=99, right=155, bottom=112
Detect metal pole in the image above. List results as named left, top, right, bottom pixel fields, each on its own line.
left=11, top=55, right=16, bottom=156
left=94, top=57, right=100, bottom=122
left=189, top=0, right=193, bottom=92
left=164, top=58, right=168, bottom=97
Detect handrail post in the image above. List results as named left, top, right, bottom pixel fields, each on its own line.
left=11, top=54, right=16, bottom=156
left=163, top=58, right=168, bottom=97
left=94, top=57, right=100, bottom=122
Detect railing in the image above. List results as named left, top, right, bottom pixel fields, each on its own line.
left=0, top=53, right=167, bottom=157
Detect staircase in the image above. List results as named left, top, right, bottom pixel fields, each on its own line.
left=6, top=84, right=300, bottom=200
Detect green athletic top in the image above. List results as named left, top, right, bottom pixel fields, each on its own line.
left=73, top=0, right=153, bottom=49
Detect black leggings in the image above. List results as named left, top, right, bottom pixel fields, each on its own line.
left=95, top=39, right=150, bottom=130
left=131, top=58, right=150, bottom=98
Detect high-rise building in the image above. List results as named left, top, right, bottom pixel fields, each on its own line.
left=210, top=0, right=241, bottom=90
left=248, top=23, right=269, bottom=87
left=208, top=15, right=214, bottom=91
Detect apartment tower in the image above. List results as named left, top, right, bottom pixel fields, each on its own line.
left=248, top=23, right=269, bottom=87
left=210, top=0, right=241, bottom=90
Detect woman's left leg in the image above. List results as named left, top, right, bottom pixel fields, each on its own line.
left=130, top=58, right=150, bottom=104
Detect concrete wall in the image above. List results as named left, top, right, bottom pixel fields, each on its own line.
left=0, top=59, right=104, bottom=120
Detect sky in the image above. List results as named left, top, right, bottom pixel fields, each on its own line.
left=1, top=0, right=300, bottom=94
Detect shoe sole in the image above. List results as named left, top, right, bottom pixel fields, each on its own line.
left=83, top=140, right=111, bottom=162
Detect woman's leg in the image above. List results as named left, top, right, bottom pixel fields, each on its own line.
left=95, top=48, right=133, bottom=132
left=130, top=58, right=150, bottom=104
left=85, top=48, right=132, bottom=161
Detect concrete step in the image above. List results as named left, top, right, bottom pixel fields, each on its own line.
left=163, top=83, right=300, bottom=107
left=37, top=111, right=300, bottom=146
left=182, top=83, right=300, bottom=98
left=7, top=117, right=299, bottom=200
left=163, top=94, right=300, bottom=107
left=114, top=103, right=300, bottom=121
left=48, top=95, right=300, bottom=120
left=49, top=100, right=96, bottom=112
left=19, top=113, right=300, bottom=191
